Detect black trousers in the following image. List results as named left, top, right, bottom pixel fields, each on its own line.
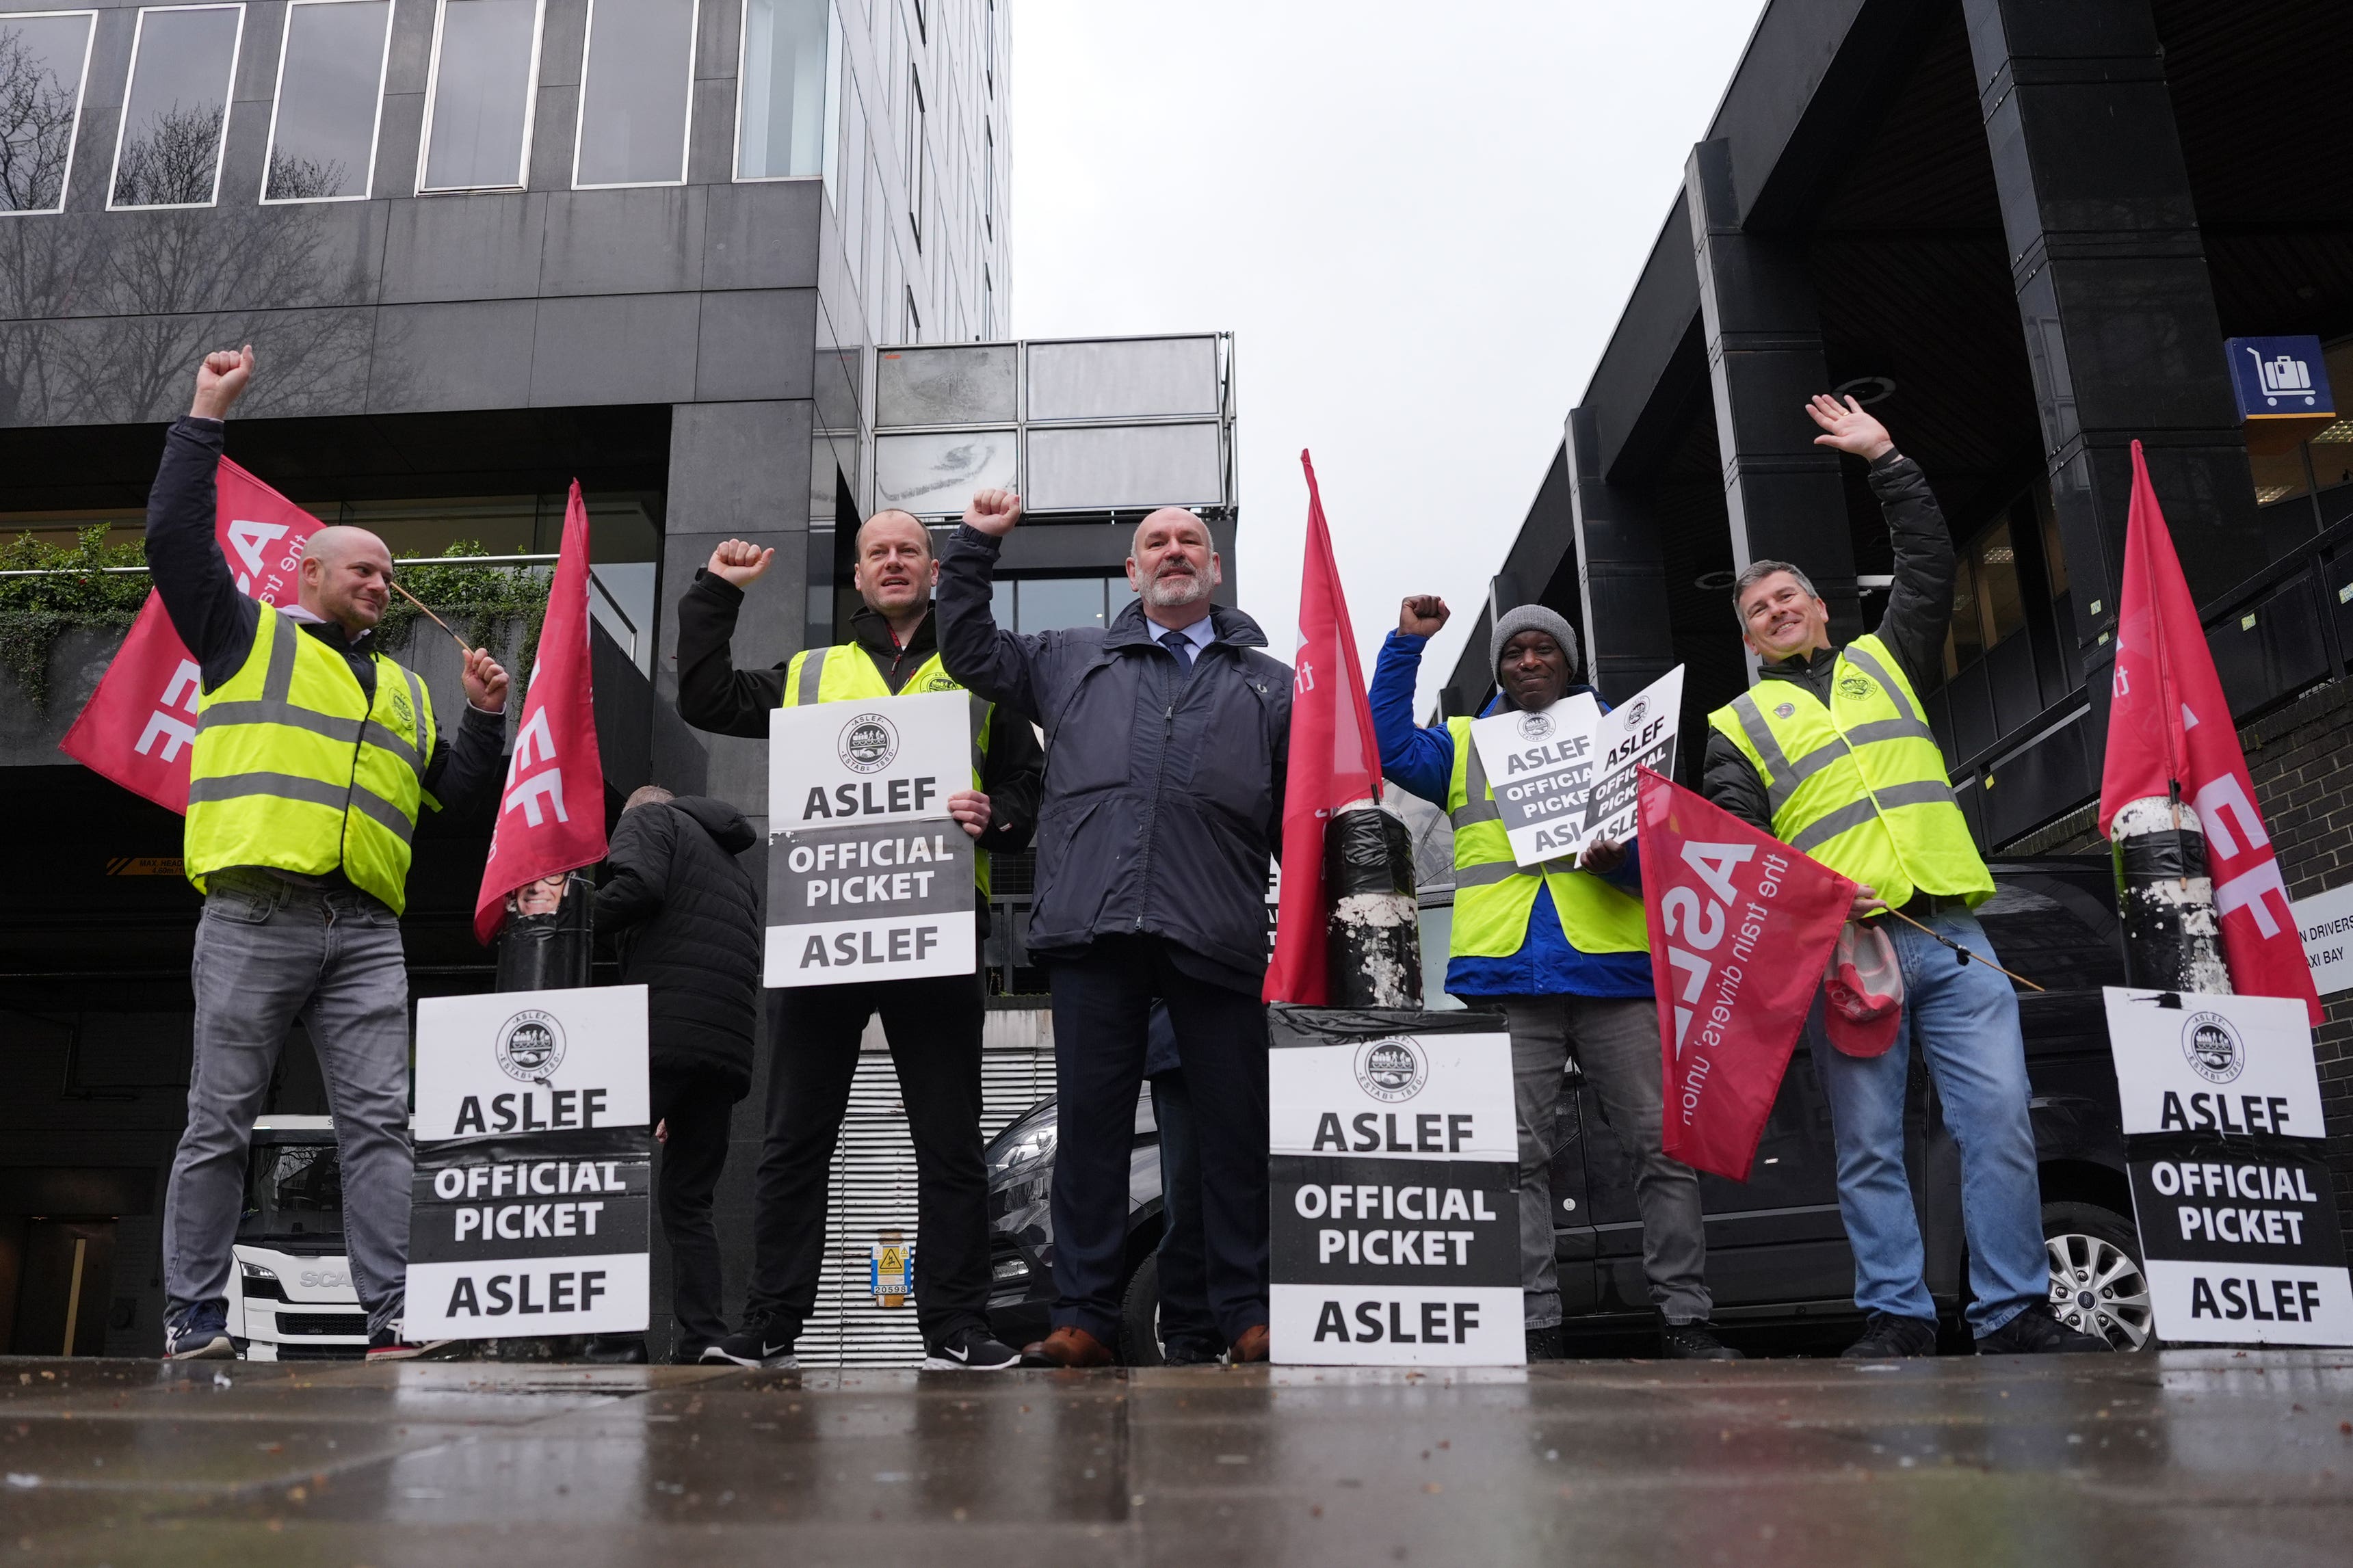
left=650, top=1064, right=741, bottom=1358
left=1149, top=1067, right=1222, bottom=1355
left=1049, top=938, right=1269, bottom=1345
left=747, top=972, right=990, bottom=1342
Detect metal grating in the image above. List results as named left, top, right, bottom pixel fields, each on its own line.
left=792, top=1010, right=1057, bottom=1367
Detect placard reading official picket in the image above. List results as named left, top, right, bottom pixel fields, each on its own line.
left=2101, top=987, right=2324, bottom=1139
left=406, top=985, right=652, bottom=1340
left=766, top=689, right=977, bottom=987
left=1469, top=692, right=1600, bottom=868
left=1580, top=666, right=1682, bottom=851
left=1268, top=1009, right=1520, bottom=1366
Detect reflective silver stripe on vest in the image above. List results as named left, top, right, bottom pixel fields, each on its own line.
left=187, top=771, right=417, bottom=846
left=263, top=611, right=299, bottom=699
left=1870, top=777, right=1959, bottom=812
left=1788, top=797, right=1883, bottom=854
left=1453, top=855, right=1574, bottom=888
left=1728, top=692, right=1804, bottom=813
left=1450, top=733, right=1502, bottom=827
left=797, top=646, right=828, bottom=704
left=197, top=699, right=364, bottom=747
left=1842, top=715, right=1936, bottom=746
left=360, top=664, right=432, bottom=776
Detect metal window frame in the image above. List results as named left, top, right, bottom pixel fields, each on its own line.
left=415, top=0, right=547, bottom=195
left=104, top=3, right=246, bottom=213
left=0, top=8, right=98, bottom=218
left=257, top=0, right=394, bottom=206
left=867, top=333, right=1238, bottom=522
left=570, top=0, right=700, bottom=191
left=731, top=0, right=834, bottom=185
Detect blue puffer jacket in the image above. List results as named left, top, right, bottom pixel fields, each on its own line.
left=936, top=524, right=1291, bottom=989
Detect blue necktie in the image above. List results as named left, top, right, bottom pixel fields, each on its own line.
left=1159, top=628, right=1195, bottom=670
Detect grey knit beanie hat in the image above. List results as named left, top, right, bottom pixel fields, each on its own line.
left=1491, top=603, right=1582, bottom=683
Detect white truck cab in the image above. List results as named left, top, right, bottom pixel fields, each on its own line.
left=228, top=1116, right=367, bottom=1359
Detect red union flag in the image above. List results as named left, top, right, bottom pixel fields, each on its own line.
left=2099, top=440, right=2322, bottom=1024
left=475, top=482, right=606, bottom=943
left=1639, top=767, right=1854, bottom=1180
left=1265, top=450, right=1383, bottom=1005
left=60, top=457, right=326, bottom=814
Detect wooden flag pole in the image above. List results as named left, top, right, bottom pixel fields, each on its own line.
left=1879, top=904, right=2046, bottom=992
left=390, top=579, right=473, bottom=654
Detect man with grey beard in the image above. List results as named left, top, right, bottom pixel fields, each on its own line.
left=936, top=491, right=1291, bottom=1366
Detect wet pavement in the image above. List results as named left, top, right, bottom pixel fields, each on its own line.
left=0, top=1351, right=2349, bottom=1565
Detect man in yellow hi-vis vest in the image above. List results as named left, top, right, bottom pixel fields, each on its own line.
left=674, top=510, right=1041, bottom=1372
left=1371, top=597, right=1740, bottom=1363
left=1702, top=393, right=2107, bottom=1359
left=150, top=349, right=511, bottom=1361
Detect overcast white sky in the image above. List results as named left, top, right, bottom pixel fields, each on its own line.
left=1008, top=0, right=1767, bottom=713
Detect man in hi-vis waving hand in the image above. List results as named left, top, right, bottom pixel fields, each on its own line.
left=674, top=510, right=1040, bottom=1371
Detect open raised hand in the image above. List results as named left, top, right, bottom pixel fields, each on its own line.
left=1804, top=394, right=1893, bottom=462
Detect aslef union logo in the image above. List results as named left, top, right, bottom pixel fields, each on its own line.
left=1516, top=710, right=1555, bottom=741
left=839, top=711, right=899, bottom=775
left=1354, top=1037, right=1428, bottom=1104
left=1625, top=697, right=1649, bottom=729
left=2181, top=1011, right=2246, bottom=1085
left=497, top=1009, right=566, bottom=1082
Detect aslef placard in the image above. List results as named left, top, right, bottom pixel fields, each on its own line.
left=1468, top=691, right=1601, bottom=867
left=1579, top=666, right=1682, bottom=851
left=766, top=688, right=976, bottom=987
left=1268, top=1009, right=1521, bottom=1366
left=405, top=985, right=653, bottom=1340
left=2105, top=987, right=2353, bottom=1346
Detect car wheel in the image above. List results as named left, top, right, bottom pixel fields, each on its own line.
left=2042, top=1201, right=2155, bottom=1351
left=1118, top=1252, right=1164, bottom=1367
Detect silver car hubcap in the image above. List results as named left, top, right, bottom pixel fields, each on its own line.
left=2046, top=1232, right=2153, bottom=1349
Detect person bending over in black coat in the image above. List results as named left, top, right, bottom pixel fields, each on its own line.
left=595, top=786, right=762, bottom=1363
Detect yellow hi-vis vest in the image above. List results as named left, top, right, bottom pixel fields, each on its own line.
left=186, top=607, right=438, bottom=914
left=1443, top=715, right=1648, bottom=959
left=1705, top=633, right=1993, bottom=912
left=781, top=643, right=999, bottom=896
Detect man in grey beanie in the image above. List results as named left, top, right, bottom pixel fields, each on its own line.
left=1366, top=594, right=1738, bottom=1362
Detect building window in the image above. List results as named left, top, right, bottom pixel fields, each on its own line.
left=418, top=0, right=544, bottom=193
left=982, top=263, right=993, bottom=338
left=983, top=120, right=994, bottom=239
left=909, top=0, right=925, bottom=44
left=2249, top=338, right=2353, bottom=509
left=1944, top=518, right=2028, bottom=678
left=904, top=287, right=919, bottom=342
left=109, top=5, right=245, bottom=210
left=573, top=0, right=698, bottom=188
left=736, top=0, right=828, bottom=181
left=984, top=0, right=995, bottom=97
left=991, top=576, right=1139, bottom=634
left=0, top=10, right=97, bottom=215
left=262, top=0, right=393, bottom=202
left=906, top=64, right=925, bottom=248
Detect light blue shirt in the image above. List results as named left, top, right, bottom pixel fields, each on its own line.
left=1144, top=611, right=1215, bottom=662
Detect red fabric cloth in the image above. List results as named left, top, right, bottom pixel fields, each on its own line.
left=1640, top=767, right=1855, bottom=1180
left=475, top=482, right=607, bottom=943
left=1264, top=451, right=1383, bottom=1005
left=2097, top=440, right=2321, bottom=1023
left=60, top=457, right=325, bottom=814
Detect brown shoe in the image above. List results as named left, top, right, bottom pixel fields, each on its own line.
left=1030, top=1325, right=1114, bottom=1368
left=1229, top=1324, right=1270, bottom=1363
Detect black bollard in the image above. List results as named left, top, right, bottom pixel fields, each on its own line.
left=2110, top=795, right=2231, bottom=994
left=1324, top=804, right=1422, bottom=1008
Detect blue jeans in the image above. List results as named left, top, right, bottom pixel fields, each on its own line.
left=1815, top=907, right=2045, bottom=1336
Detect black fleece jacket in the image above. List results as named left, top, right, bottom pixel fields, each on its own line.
left=1701, top=451, right=1957, bottom=833
left=595, top=796, right=762, bottom=1095
left=672, top=570, right=1042, bottom=864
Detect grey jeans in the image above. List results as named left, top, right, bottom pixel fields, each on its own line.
left=166, top=870, right=414, bottom=1336
left=1496, top=994, right=1711, bottom=1328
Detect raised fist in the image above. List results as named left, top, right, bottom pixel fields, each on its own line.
left=964, top=487, right=1023, bottom=538
left=707, top=539, right=775, bottom=588
left=191, top=345, right=254, bottom=421
left=1399, top=594, right=1449, bottom=637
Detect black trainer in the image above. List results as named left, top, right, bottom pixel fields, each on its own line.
left=922, top=1324, right=1019, bottom=1371
left=1839, top=1312, right=1938, bottom=1359
left=165, top=1302, right=233, bottom=1361
left=700, top=1316, right=798, bottom=1369
left=1661, top=1321, right=1745, bottom=1361
left=1162, top=1340, right=1224, bottom=1367
left=1975, top=1303, right=2114, bottom=1355
left=1525, top=1325, right=1565, bottom=1362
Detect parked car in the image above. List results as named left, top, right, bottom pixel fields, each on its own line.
left=983, top=856, right=2151, bottom=1360
left=228, top=1116, right=368, bottom=1360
